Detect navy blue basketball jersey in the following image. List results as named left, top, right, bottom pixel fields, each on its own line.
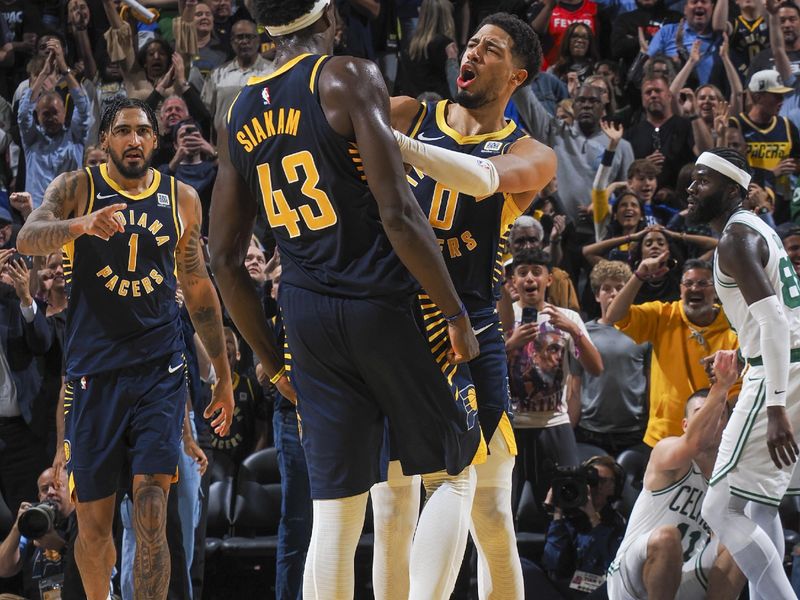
left=731, top=15, right=768, bottom=79
left=406, top=100, right=527, bottom=315
left=226, top=53, right=415, bottom=299
left=63, top=165, right=184, bottom=378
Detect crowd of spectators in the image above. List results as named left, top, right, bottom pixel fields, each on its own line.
left=3, top=0, right=800, bottom=597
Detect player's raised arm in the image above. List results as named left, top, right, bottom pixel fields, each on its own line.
left=17, top=170, right=126, bottom=256
left=320, top=57, right=478, bottom=363
left=717, top=224, right=798, bottom=467
left=175, top=182, right=234, bottom=436
left=649, top=351, right=738, bottom=476
left=208, top=127, right=294, bottom=397
left=391, top=128, right=556, bottom=210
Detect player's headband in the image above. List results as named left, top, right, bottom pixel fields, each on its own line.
left=696, top=152, right=751, bottom=190
left=265, top=0, right=331, bottom=36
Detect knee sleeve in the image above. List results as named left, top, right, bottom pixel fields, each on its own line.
left=410, top=467, right=477, bottom=600
left=702, top=481, right=795, bottom=599
left=371, top=461, right=421, bottom=600
left=303, top=492, right=368, bottom=600
left=475, top=430, right=515, bottom=490
left=471, top=486, right=524, bottom=600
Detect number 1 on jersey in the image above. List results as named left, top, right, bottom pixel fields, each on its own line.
left=128, top=233, right=138, bottom=272
left=257, top=150, right=338, bottom=238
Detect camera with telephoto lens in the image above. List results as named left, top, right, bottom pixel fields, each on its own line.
left=18, top=501, right=62, bottom=539
left=551, top=465, right=600, bottom=511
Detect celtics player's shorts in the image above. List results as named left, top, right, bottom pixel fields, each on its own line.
left=64, top=350, right=187, bottom=502
left=709, top=362, right=800, bottom=506
left=608, top=533, right=718, bottom=600
left=281, top=284, right=484, bottom=500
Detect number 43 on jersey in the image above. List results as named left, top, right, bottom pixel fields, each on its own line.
left=258, top=150, right=338, bottom=237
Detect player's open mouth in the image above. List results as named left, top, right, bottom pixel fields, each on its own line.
left=457, top=66, right=476, bottom=89
left=125, top=152, right=143, bottom=160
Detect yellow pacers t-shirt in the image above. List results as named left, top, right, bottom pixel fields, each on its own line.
left=617, top=301, right=741, bottom=446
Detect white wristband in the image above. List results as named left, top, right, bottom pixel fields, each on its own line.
left=393, top=129, right=500, bottom=197
left=748, top=295, right=790, bottom=407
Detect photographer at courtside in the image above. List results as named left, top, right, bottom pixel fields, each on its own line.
left=0, top=467, right=88, bottom=600
left=542, top=455, right=627, bottom=599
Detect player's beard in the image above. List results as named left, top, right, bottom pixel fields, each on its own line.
left=109, top=147, right=153, bottom=178
left=455, top=87, right=493, bottom=110
left=685, top=193, right=724, bottom=226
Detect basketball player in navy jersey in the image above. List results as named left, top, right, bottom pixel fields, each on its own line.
left=369, top=13, right=560, bottom=600
left=208, top=0, right=487, bottom=598
left=17, top=98, right=234, bottom=600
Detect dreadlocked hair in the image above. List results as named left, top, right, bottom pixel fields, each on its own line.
left=99, top=97, right=160, bottom=139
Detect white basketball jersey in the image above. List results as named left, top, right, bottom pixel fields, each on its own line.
left=611, top=464, right=710, bottom=568
left=714, top=210, right=800, bottom=358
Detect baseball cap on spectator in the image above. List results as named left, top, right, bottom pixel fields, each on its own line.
left=0, top=207, right=12, bottom=225
left=748, top=70, right=793, bottom=94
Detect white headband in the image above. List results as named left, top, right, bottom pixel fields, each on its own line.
left=696, top=152, right=751, bottom=189
left=265, top=0, right=330, bottom=36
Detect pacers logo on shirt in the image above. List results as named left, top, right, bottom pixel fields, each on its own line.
left=459, top=386, right=479, bottom=430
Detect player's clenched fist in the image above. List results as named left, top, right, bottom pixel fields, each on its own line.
left=80, top=202, right=127, bottom=240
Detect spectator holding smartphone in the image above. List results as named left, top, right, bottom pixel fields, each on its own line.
left=159, top=118, right=217, bottom=235
left=506, top=249, right=602, bottom=512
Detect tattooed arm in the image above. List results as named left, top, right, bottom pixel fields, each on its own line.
left=17, top=170, right=126, bottom=256
left=175, top=181, right=234, bottom=436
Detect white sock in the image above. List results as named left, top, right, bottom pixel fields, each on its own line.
left=745, top=501, right=787, bottom=600
left=702, top=480, right=796, bottom=599
left=471, top=432, right=524, bottom=600
left=409, top=467, right=477, bottom=600
left=371, top=461, right=421, bottom=600
left=303, top=492, right=368, bottom=600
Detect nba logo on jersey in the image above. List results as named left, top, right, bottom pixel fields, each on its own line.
left=157, top=193, right=170, bottom=207
left=80, top=377, right=87, bottom=390
left=261, top=87, right=271, bottom=106
left=482, top=141, right=503, bottom=153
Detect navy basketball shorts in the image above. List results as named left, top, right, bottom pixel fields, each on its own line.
left=64, top=350, right=187, bottom=502
left=466, top=311, right=517, bottom=456
left=280, top=284, right=483, bottom=500
left=386, top=306, right=515, bottom=466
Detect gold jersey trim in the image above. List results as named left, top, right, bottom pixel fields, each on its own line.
left=248, top=53, right=312, bottom=86
left=434, top=100, right=517, bottom=144
left=309, top=55, right=328, bottom=93
left=99, top=164, right=162, bottom=201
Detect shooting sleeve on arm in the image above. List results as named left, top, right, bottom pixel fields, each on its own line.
left=393, top=129, right=499, bottom=197
left=749, top=294, right=790, bottom=406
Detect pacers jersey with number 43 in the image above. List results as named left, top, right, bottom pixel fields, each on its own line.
left=407, top=100, right=527, bottom=314
left=63, top=164, right=183, bottom=378
left=226, top=53, right=415, bottom=299
left=714, top=210, right=800, bottom=358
